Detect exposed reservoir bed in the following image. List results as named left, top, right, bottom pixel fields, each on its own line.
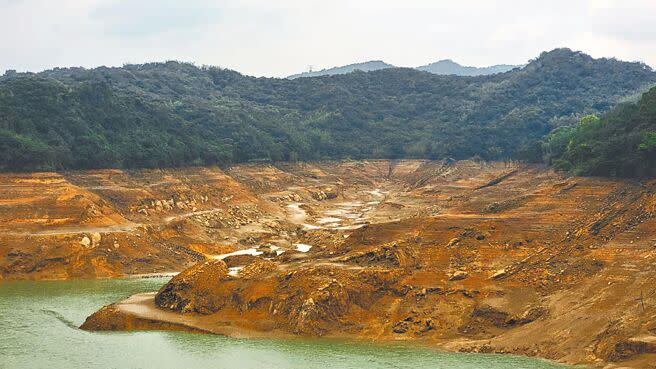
left=0, top=278, right=569, bottom=369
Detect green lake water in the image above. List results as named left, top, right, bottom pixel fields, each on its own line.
left=0, top=278, right=571, bottom=369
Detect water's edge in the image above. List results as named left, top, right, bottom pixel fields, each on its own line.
left=1, top=278, right=573, bottom=369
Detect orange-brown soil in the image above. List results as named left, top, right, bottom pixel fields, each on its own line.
left=2, top=160, right=656, bottom=368
left=0, top=166, right=272, bottom=279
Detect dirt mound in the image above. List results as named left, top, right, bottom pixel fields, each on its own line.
left=150, top=260, right=407, bottom=335
left=155, top=259, right=230, bottom=314
left=239, top=259, right=277, bottom=278
left=223, top=254, right=260, bottom=267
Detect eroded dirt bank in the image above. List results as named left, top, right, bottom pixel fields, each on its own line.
left=2, top=160, right=656, bottom=368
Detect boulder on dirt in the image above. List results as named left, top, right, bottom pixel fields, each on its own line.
left=466, top=305, right=546, bottom=330
left=222, top=254, right=260, bottom=268
left=392, top=316, right=433, bottom=334
left=504, top=306, right=547, bottom=326
left=79, top=236, right=91, bottom=248
left=608, top=335, right=656, bottom=361
left=470, top=305, right=510, bottom=328
left=449, top=270, right=468, bottom=281
left=491, top=268, right=507, bottom=280
left=91, top=232, right=102, bottom=247
left=311, top=188, right=338, bottom=201
left=392, top=321, right=409, bottom=333
left=447, top=237, right=461, bottom=247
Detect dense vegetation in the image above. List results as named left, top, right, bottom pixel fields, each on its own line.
left=541, top=86, right=656, bottom=177
left=0, top=48, right=654, bottom=171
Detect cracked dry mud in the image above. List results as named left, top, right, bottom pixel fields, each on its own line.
left=2, top=160, right=656, bottom=368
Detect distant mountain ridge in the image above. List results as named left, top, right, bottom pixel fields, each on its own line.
left=287, top=60, right=395, bottom=79
left=288, top=59, right=521, bottom=79
left=416, top=59, right=520, bottom=76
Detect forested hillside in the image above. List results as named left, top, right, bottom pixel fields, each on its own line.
left=0, top=48, right=654, bottom=171
left=542, top=86, right=656, bottom=177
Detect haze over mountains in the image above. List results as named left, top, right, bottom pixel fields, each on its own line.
left=287, top=61, right=396, bottom=79
left=287, top=59, right=521, bottom=79
left=415, top=59, right=521, bottom=76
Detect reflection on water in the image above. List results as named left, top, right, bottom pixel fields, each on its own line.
left=0, top=278, right=569, bottom=369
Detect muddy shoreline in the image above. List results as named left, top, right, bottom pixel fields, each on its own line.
left=79, top=292, right=590, bottom=368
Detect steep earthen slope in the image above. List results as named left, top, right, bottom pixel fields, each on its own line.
left=0, top=167, right=267, bottom=279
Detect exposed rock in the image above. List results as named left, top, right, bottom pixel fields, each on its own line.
left=223, top=254, right=260, bottom=268
left=469, top=305, right=510, bottom=328
left=79, top=236, right=91, bottom=248
left=447, top=237, right=461, bottom=247
left=155, top=259, right=230, bottom=314
left=608, top=335, right=656, bottom=361
left=491, top=269, right=507, bottom=280
left=465, top=305, right=546, bottom=331
left=341, top=243, right=418, bottom=268
left=91, top=232, right=102, bottom=247
left=419, top=318, right=434, bottom=333
left=449, top=270, right=468, bottom=281
left=239, top=259, right=277, bottom=278
left=293, top=279, right=350, bottom=334
left=393, top=320, right=410, bottom=333
left=392, top=316, right=433, bottom=334
left=504, top=306, right=547, bottom=326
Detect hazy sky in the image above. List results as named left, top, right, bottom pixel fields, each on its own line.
left=1, top=0, right=655, bottom=77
